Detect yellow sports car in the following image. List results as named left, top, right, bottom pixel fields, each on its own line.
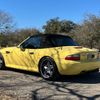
left=0, top=34, right=100, bottom=80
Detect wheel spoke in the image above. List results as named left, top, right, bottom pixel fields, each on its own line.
left=44, top=70, right=49, bottom=77
left=47, top=62, right=50, bottom=67
left=0, top=60, right=3, bottom=64
left=41, top=60, right=54, bottom=79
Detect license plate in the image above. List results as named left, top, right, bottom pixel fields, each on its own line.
left=87, top=53, right=96, bottom=60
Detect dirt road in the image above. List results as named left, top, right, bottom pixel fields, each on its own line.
left=0, top=68, right=100, bottom=100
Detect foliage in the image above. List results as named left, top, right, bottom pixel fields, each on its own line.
left=43, top=17, right=77, bottom=34
left=0, top=10, right=14, bottom=33
left=1, top=28, right=41, bottom=47
left=72, top=14, right=100, bottom=49
left=0, top=10, right=100, bottom=49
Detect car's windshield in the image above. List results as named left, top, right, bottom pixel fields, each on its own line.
left=48, top=35, right=78, bottom=47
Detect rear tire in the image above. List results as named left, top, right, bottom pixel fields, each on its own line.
left=39, top=57, right=60, bottom=80
left=88, top=68, right=99, bottom=73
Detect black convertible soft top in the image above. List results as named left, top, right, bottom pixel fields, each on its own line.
left=31, top=33, right=72, bottom=39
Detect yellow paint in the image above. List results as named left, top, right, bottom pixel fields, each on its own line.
left=0, top=45, right=100, bottom=75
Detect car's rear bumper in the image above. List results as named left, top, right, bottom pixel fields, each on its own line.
left=58, top=59, right=100, bottom=75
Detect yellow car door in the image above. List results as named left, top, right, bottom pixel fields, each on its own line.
left=11, top=47, right=35, bottom=70
left=12, top=35, right=42, bottom=72
left=27, top=49, right=39, bottom=72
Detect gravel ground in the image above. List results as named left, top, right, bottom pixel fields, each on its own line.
left=0, top=68, right=100, bottom=100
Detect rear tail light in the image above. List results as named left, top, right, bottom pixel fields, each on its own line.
left=65, top=54, right=80, bottom=61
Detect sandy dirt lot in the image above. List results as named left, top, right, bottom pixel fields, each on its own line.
left=0, top=68, right=100, bottom=100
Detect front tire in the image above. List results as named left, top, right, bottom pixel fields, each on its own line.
left=88, top=68, right=99, bottom=73
left=39, top=57, right=59, bottom=80
left=0, top=56, right=5, bottom=70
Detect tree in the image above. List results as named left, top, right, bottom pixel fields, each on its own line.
left=0, top=10, right=15, bottom=47
left=10, top=28, right=41, bottom=46
left=72, top=14, right=100, bottom=49
left=43, top=17, right=61, bottom=34
left=43, top=17, right=77, bottom=34
left=0, top=10, right=14, bottom=33
left=16, top=28, right=41, bottom=42
left=60, top=20, right=76, bottom=33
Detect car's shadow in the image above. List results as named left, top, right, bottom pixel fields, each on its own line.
left=57, top=72, right=100, bottom=84
left=5, top=68, right=100, bottom=84
left=5, top=67, right=40, bottom=77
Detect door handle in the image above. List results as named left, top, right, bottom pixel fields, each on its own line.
left=6, top=51, right=10, bottom=54
left=29, top=52, right=34, bottom=54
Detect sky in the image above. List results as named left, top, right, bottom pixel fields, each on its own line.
left=0, top=0, right=100, bottom=30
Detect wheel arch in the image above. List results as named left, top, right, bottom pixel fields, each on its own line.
left=38, top=56, right=60, bottom=80
left=38, top=56, right=59, bottom=71
left=38, top=56, right=53, bottom=68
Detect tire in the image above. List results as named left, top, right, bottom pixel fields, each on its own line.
left=88, top=68, right=99, bottom=73
left=0, top=56, right=5, bottom=70
left=39, top=57, right=60, bottom=80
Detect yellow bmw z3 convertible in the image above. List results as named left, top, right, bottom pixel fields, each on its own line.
left=0, top=34, right=100, bottom=80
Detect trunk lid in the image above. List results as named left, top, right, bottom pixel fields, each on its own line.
left=59, top=46, right=99, bottom=61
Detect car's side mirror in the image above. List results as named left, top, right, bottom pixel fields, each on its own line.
left=20, top=46, right=25, bottom=51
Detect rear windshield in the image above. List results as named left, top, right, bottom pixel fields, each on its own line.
left=47, top=35, right=78, bottom=47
